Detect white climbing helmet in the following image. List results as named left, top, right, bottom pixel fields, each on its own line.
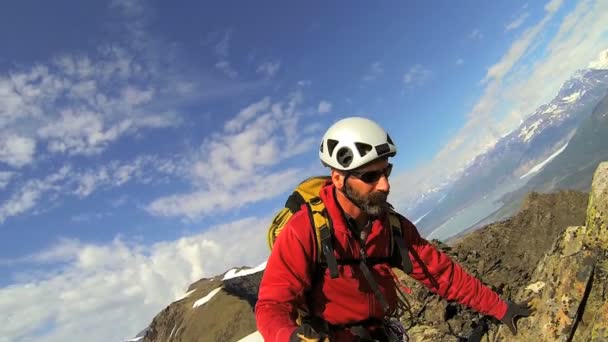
left=319, top=117, right=397, bottom=171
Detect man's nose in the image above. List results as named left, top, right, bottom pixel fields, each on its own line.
left=375, top=175, right=390, bottom=192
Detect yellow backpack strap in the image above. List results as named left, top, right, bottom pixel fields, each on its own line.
left=267, top=207, right=293, bottom=250
left=389, top=211, right=413, bottom=274
left=267, top=176, right=330, bottom=250
left=307, top=196, right=339, bottom=279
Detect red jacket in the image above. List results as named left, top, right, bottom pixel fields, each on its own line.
left=256, top=183, right=507, bottom=341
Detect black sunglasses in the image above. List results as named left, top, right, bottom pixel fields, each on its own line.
left=348, top=163, right=393, bottom=184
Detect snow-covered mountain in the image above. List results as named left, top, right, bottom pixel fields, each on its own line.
left=414, top=66, right=608, bottom=237
left=467, top=68, right=608, bottom=179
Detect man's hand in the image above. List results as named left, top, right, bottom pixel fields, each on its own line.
left=501, top=301, right=533, bottom=335
left=290, top=324, right=329, bottom=342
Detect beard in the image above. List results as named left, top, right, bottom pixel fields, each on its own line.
left=344, top=181, right=389, bottom=217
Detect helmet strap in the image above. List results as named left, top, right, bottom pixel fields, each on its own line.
left=340, top=173, right=362, bottom=210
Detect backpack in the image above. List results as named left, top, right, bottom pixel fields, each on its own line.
left=267, top=176, right=413, bottom=279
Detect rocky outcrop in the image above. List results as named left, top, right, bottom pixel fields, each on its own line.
left=134, top=162, right=608, bottom=342
left=492, top=162, right=608, bottom=341
left=397, top=190, right=589, bottom=342
left=141, top=272, right=258, bottom=342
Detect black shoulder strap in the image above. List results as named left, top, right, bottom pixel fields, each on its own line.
left=391, top=213, right=440, bottom=290
left=389, top=212, right=414, bottom=274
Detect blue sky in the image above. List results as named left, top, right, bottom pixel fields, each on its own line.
left=1, top=0, right=608, bottom=341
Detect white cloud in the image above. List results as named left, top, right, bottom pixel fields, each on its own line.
left=224, top=97, right=271, bottom=133
left=147, top=91, right=323, bottom=219
left=0, top=45, right=181, bottom=164
left=208, top=30, right=240, bottom=79
left=122, top=86, right=154, bottom=106
left=215, top=60, right=238, bottom=78
left=0, top=166, right=71, bottom=224
left=588, top=48, right=608, bottom=69
left=482, top=1, right=560, bottom=84
left=256, top=61, right=281, bottom=78
left=214, top=30, right=232, bottom=58
left=469, top=29, right=483, bottom=40
left=544, top=0, right=564, bottom=13
left=110, top=0, right=145, bottom=16
left=505, top=12, right=530, bottom=31
left=0, top=217, right=270, bottom=342
left=317, top=100, right=332, bottom=114
left=71, top=156, right=182, bottom=198
left=0, top=171, right=14, bottom=189
left=0, top=134, right=36, bottom=167
left=147, top=168, right=302, bottom=218
left=403, top=65, right=432, bottom=87
left=362, top=62, right=384, bottom=81
left=297, top=80, right=312, bottom=87
left=0, top=156, right=181, bottom=223
left=71, top=212, right=111, bottom=222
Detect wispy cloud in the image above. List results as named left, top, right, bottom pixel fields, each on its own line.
left=589, top=48, right=608, bottom=69
left=0, top=166, right=71, bottom=224
left=469, top=29, right=483, bottom=40
left=0, top=134, right=36, bottom=168
left=0, top=171, right=14, bottom=189
left=403, top=64, right=432, bottom=88
left=256, top=60, right=281, bottom=78
left=215, top=60, right=238, bottom=78
left=0, top=217, right=269, bottom=342
left=0, top=46, right=181, bottom=165
left=110, top=0, right=145, bottom=16
left=146, top=91, right=324, bottom=219
left=214, top=30, right=232, bottom=58
left=0, top=156, right=181, bottom=223
left=505, top=12, right=530, bottom=31
left=318, top=100, right=332, bottom=114
left=208, top=29, right=239, bottom=78
left=456, top=58, right=464, bottom=66
left=362, top=62, right=384, bottom=81
left=71, top=212, right=112, bottom=222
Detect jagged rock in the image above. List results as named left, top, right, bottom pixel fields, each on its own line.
left=494, top=161, right=608, bottom=341
left=142, top=275, right=258, bottom=342
left=574, top=161, right=608, bottom=342
left=223, top=271, right=263, bottom=308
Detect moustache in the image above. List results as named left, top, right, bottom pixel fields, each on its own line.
left=367, top=191, right=389, bottom=204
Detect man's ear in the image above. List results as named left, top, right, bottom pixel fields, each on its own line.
left=331, top=169, right=345, bottom=190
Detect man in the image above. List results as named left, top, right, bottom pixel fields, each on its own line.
left=256, top=117, right=531, bottom=341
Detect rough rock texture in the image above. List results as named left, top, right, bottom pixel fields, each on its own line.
left=397, top=190, right=589, bottom=342
left=141, top=274, right=258, bottom=342
left=493, top=161, right=608, bottom=341
left=135, top=163, right=608, bottom=342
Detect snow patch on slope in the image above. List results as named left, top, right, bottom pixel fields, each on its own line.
left=237, top=331, right=264, bottom=342
left=519, top=120, right=543, bottom=143
left=562, top=90, right=583, bottom=103
left=413, top=210, right=432, bottom=225
left=223, top=261, right=267, bottom=281
left=193, top=287, right=222, bottom=308
left=124, top=337, right=144, bottom=342
left=174, top=288, right=197, bottom=302
left=520, top=141, right=569, bottom=179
